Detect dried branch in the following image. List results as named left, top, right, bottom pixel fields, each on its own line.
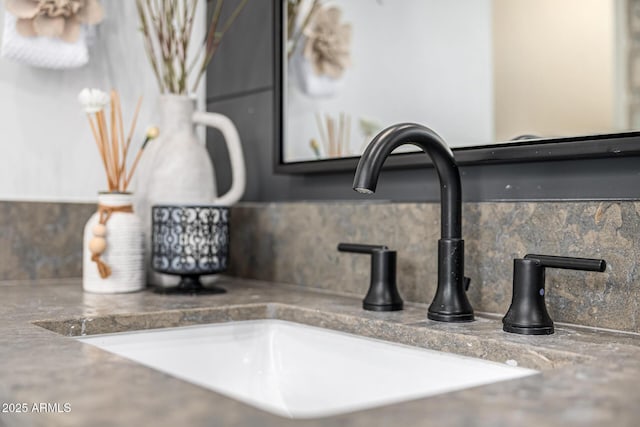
left=136, top=0, right=165, bottom=92
left=137, top=0, right=246, bottom=95
left=288, top=0, right=320, bottom=59
left=191, top=0, right=248, bottom=92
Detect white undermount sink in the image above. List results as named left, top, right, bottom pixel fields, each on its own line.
left=77, top=319, right=537, bottom=419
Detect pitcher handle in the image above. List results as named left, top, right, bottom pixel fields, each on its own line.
left=192, top=111, right=246, bottom=206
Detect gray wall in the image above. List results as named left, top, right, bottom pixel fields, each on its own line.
left=206, top=1, right=640, bottom=203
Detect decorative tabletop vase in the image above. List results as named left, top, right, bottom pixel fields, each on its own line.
left=83, top=192, right=145, bottom=294
left=134, top=95, right=245, bottom=287
left=151, top=205, right=229, bottom=294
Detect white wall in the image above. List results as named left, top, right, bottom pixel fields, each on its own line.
left=286, top=0, right=494, bottom=162
left=0, top=2, right=205, bottom=202
left=493, top=0, right=616, bottom=141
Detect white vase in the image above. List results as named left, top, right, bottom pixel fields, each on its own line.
left=290, top=37, right=344, bottom=98
left=133, top=95, right=246, bottom=286
left=83, top=192, right=145, bottom=294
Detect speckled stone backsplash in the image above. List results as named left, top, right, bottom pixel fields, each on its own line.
left=3, top=199, right=640, bottom=333
left=229, top=201, right=640, bottom=333
left=0, top=201, right=94, bottom=280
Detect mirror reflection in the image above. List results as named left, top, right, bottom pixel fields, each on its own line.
left=284, top=0, right=636, bottom=163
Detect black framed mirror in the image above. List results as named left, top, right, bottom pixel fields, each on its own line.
left=274, top=0, right=640, bottom=174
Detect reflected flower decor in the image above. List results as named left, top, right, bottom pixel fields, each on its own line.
left=5, top=0, right=104, bottom=42
left=287, top=0, right=352, bottom=79
left=302, top=5, right=351, bottom=78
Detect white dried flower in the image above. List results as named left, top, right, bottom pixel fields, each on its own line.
left=7, top=0, right=104, bottom=43
left=146, top=126, right=159, bottom=139
left=78, top=88, right=109, bottom=113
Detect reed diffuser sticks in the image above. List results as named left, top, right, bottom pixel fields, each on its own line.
left=78, top=88, right=158, bottom=193
left=314, top=111, right=351, bottom=158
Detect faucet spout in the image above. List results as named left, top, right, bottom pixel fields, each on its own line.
left=353, top=124, right=461, bottom=239
left=353, top=123, right=473, bottom=322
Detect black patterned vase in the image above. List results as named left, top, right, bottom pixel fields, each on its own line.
left=151, top=205, right=229, bottom=294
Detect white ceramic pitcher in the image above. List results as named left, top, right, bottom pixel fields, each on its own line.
left=134, top=95, right=246, bottom=286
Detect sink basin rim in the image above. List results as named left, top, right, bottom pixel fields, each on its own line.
left=77, top=318, right=539, bottom=419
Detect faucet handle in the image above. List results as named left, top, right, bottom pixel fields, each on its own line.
left=524, top=254, right=606, bottom=272
left=337, top=243, right=403, bottom=311
left=503, top=254, right=607, bottom=335
left=337, top=243, right=389, bottom=254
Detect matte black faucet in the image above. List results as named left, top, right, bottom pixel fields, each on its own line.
left=352, top=123, right=474, bottom=322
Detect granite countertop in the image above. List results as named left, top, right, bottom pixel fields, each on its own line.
left=1, top=277, right=639, bottom=427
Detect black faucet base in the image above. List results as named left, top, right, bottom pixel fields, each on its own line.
left=427, top=239, right=474, bottom=323
left=503, top=324, right=554, bottom=335
left=427, top=311, right=474, bottom=322
left=364, top=302, right=404, bottom=312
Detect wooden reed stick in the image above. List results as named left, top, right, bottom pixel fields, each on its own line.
left=345, top=114, right=351, bottom=155
left=125, top=97, right=143, bottom=154
left=327, top=116, right=336, bottom=157
left=114, top=92, right=126, bottom=190
left=124, top=136, right=151, bottom=191
left=83, top=90, right=148, bottom=193
left=110, top=92, right=120, bottom=190
left=124, top=150, right=144, bottom=190
left=87, top=114, right=111, bottom=185
left=315, top=112, right=328, bottom=157
left=106, top=118, right=116, bottom=190
left=96, top=111, right=115, bottom=190
left=338, top=112, right=345, bottom=156
left=112, top=96, right=134, bottom=189
left=119, top=96, right=143, bottom=190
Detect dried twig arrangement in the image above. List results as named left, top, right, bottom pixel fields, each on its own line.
left=314, top=111, right=351, bottom=158
left=136, top=0, right=248, bottom=94
left=78, top=88, right=158, bottom=192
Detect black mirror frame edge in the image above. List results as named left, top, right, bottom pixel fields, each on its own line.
left=272, top=1, right=640, bottom=175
